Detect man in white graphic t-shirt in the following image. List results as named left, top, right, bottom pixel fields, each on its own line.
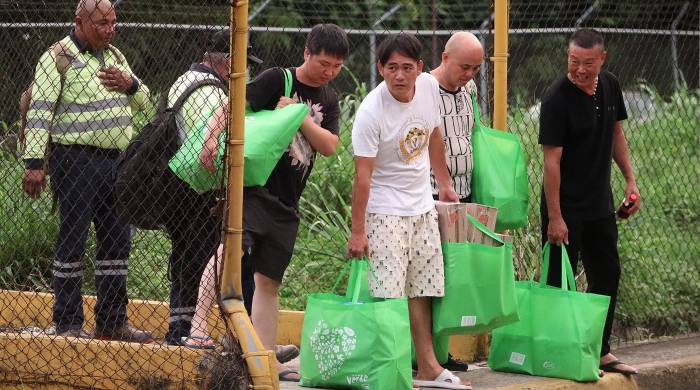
left=430, top=32, right=484, bottom=202
left=347, top=33, right=470, bottom=390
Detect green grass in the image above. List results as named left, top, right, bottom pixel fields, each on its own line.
left=0, top=148, right=173, bottom=300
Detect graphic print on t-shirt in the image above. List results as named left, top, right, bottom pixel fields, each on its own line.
left=397, top=116, right=430, bottom=164
left=287, top=93, right=323, bottom=177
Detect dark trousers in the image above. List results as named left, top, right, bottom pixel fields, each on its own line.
left=160, top=169, right=221, bottom=344
left=49, top=145, right=131, bottom=333
left=541, top=211, right=621, bottom=356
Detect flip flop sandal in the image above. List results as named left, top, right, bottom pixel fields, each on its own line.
left=278, top=368, right=300, bottom=382
left=600, top=360, right=638, bottom=375
left=180, top=335, right=217, bottom=349
left=413, top=369, right=471, bottom=389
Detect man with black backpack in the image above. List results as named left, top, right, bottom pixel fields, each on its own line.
left=183, top=24, right=349, bottom=381
left=21, top=0, right=152, bottom=342
left=146, top=30, right=232, bottom=346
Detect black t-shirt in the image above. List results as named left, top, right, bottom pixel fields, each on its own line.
left=246, top=67, right=340, bottom=209
left=538, top=70, right=628, bottom=219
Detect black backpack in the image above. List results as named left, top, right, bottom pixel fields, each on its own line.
left=114, top=78, right=226, bottom=229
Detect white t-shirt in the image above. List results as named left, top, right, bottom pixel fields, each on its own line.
left=352, top=73, right=442, bottom=216
left=430, top=79, right=477, bottom=199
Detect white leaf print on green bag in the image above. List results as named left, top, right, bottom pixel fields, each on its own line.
left=310, top=320, right=357, bottom=380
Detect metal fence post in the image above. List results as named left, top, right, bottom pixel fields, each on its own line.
left=492, top=0, right=509, bottom=130
left=671, top=2, right=690, bottom=91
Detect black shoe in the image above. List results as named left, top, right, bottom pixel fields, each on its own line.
left=444, top=354, right=468, bottom=372
left=411, top=354, right=468, bottom=372
left=94, top=323, right=154, bottom=343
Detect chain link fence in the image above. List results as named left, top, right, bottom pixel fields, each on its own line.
left=0, top=0, right=698, bottom=387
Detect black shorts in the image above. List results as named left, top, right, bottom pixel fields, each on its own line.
left=242, top=187, right=300, bottom=282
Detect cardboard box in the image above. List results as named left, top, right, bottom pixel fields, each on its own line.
left=435, top=201, right=498, bottom=244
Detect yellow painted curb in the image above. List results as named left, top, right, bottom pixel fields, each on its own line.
left=0, top=332, right=205, bottom=389
left=0, top=289, right=486, bottom=361
left=0, top=289, right=299, bottom=347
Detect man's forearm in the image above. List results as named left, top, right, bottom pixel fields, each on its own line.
left=300, top=117, right=339, bottom=156
left=204, top=103, right=229, bottom=141
left=428, top=128, right=453, bottom=191
left=543, top=160, right=562, bottom=219
left=127, top=76, right=151, bottom=112
left=350, top=174, right=370, bottom=235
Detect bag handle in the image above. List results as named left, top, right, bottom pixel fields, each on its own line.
left=282, top=68, right=293, bottom=98
left=331, top=261, right=353, bottom=292
left=347, top=259, right=365, bottom=303
left=537, top=243, right=577, bottom=291
left=331, top=257, right=376, bottom=303
left=466, top=214, right=504, bottom=246
left=330, top=259, right=363, bottom=303
left=470, top=90, right=483, bottom=131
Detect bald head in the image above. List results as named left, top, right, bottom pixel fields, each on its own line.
left=76, top=0, right=113, bottom=17
left=74, top=0, right=116, bottom=50
left=432, top=32, right=483, bottom=91
left=444, top=32, right=483, bottom=58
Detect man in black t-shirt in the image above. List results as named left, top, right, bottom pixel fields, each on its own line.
left=539, top=29, right=640, bottom=376
left=243, top=24, right=349, bottom=381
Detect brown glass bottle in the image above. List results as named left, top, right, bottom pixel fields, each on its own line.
left=617, top=194, right=638, bottom=219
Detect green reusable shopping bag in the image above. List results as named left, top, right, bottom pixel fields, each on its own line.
left=488, top=243, right=611, bottom=382
left=432, top=215, right=519, bottom=336
left=470, top=91, right=528, bottom=231
left=168, top=68, right=309, bottom=193
left=300, top=259, right=413, bottom=390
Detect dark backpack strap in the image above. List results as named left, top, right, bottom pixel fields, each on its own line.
left=169, top=78, right=227, bottom=113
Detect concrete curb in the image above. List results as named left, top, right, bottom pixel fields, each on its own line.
left=635, top=355, right=700, bottom=390
left=281, top=336, right=700, bottom=390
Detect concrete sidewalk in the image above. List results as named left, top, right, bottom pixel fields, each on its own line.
left=280, top=335, right=700, bottom=390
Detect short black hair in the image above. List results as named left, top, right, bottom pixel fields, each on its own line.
left=569, top=28, right=604, bottom=50
left=376, top=33, right=422, bottom=66
left=305, top=23, right=349, bottom=59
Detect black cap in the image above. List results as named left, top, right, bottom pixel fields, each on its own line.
left=207, top=30, right=263, bottom=64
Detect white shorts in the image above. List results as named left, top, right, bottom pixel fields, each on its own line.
left=366, top=209, right=444, bottom=298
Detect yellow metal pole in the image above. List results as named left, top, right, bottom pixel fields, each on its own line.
left=221, top=1, right=278, bottom=389
left=492, top=0, right=509, bottom=130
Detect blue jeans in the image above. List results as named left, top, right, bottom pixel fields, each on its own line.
left=49, top=144, right=131, bottom=333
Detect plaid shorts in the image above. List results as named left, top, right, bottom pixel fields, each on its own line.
left=366, top=209, right=444, bottom=298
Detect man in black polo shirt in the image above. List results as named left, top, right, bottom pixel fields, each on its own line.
left=539, top=28, right=640, bottom=376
